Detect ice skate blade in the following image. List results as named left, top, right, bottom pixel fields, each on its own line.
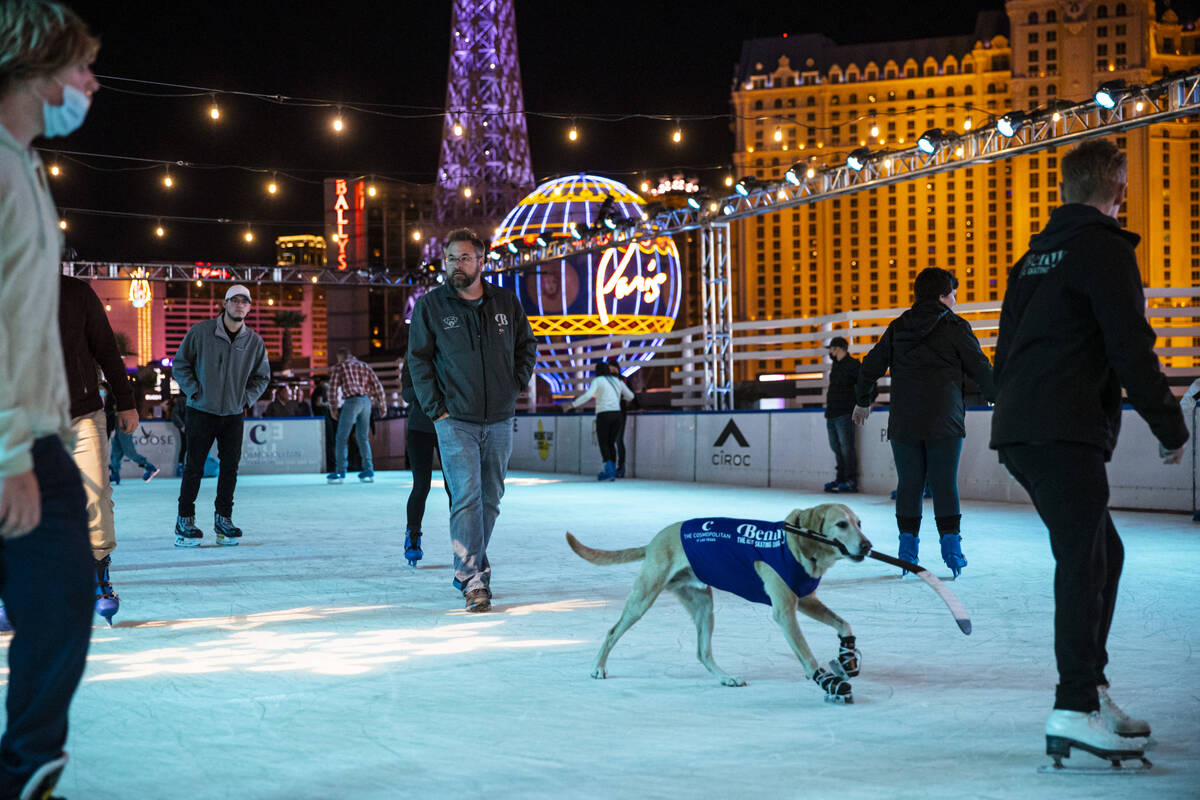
left=407, top=559, right=420, bottom=567
left=174, top=535, right=201, bottom=548
left=215, top=535, right=240, bottom=546
left=824, top=693, right=853, bottom=705
left=1038, top=756, right=1152, bottom=775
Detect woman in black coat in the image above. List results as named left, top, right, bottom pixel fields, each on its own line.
left=853, top=268, right=995, bottom=577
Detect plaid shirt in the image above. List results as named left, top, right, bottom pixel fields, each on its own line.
left=329, top=357, right=386, bottom=414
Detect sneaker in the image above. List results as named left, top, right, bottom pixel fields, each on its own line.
left=326, top=472, right=345, bottom=484
left=824, top=480, right=839, bottom=493
left=358, top=471, right=374, bottom=483
left=465, top=588, right=492, bottom=613
left=19, top=752, right=68, bottom=800
left=214, top=513, right=243, bottom=546
left=142, top=463, right=159, bottom=482
left=1045, top=709, right=1147, bottom=761
left=174, top=515, right=203, bottom=547
left=1098, top=684, right=1151, bottom=737
left=833, top=480, right=858, bottom=493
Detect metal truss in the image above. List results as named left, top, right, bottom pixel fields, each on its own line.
left=699, top=223, right=734, bottom=410
left=62, top=261, right=426, bottom=287
left=433, top=0, right=535, bottom=232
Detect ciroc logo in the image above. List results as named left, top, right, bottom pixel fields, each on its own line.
left=712, top=419, right=751, bottom=467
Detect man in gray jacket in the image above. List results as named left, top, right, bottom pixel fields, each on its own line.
left=172, top=284, right=270, bottom=546
left=408, top=228, right=537, bottom=612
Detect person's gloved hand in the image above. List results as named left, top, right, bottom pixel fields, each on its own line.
left=1160, top=442, right=1186, bottom=465
left=851, top=405, right=871, bottom=426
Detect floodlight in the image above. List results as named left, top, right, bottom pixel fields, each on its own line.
left=1095, top=79, right=1128, bottom=110
left=996, top=111, right=1028, bottom=138
left=846, top=147, right=870, bottom=171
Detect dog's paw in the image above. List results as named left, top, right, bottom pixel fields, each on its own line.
left=719, top=676, right=747, bottom=687
left=590, top=667, right=607, bottom=680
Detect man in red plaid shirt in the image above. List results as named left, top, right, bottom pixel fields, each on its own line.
left=327, top=348, right=386, bottom=483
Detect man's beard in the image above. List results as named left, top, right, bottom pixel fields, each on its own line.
left=449, top=268, right=477, bottom=288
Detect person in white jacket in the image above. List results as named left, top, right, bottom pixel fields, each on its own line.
left=566, top=362, right=634, bottom=480
left=0, top=3, right=100, bottom=797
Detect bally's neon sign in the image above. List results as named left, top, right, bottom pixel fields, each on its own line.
left=595, top=243, right=668, bottom=325
left=333, top=178, right=350, bottom=270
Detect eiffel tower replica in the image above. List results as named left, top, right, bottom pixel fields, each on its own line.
left=432, top=0, right=535, bottom=248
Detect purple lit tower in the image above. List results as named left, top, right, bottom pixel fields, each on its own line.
left=433, top=0, right=535, bottom=239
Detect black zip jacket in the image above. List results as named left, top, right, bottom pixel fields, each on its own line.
left=855, top=299, right=995, bottom=441
left=407, top=280, right=537, bottom=424
left=400, top=359, right=435, bottom=434
left=825, top=355, right=861, bottom=418
left=58, top=275, right=135, bottom=421
left=990, top=204, right=1187, bottom=457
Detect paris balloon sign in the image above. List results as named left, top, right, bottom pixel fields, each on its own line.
left=487, top=174, right=681, bottom=393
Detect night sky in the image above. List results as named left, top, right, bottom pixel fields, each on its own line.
left=45, top=1, right=1191, bottom=264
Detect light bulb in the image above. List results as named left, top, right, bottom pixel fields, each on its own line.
left=58, top=219, right=67, bottom=230
left=156, top=226, right=166, bottom=238
left=163, top=174, right=174, bottom=188
left=332, top=116, right=344, bottom=132
left=244, top=231, right=254, bottom=243
left=453, top=121, right=464, bottom=137
left=724, top=175, right=734, bottom=187
left=774, top=127, right=783, bottom=142
left=49, top=164, right=61, bottom=177
left=412, top=230, right=422, bottom=241
left=367, top=185, right=377, bottom=198
left=963, top=118, right=972, bottom=131
left=209, top=103, right=220, bottom=120
left=267, top=181, right=278, bottom=195
left=463, top=186, right=473, bottom=198
left=672, top=127, right=682, bottom=144
left=870, top=124, right=879, bottom=137
left=568, top=126, right=578, bottom=142
left=640, top=181, right=650, bottom=192
left=268, top=298, right=274, bottom=306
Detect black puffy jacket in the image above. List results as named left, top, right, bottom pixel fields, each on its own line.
left=855, top=299, right=996, bottom=441
left=825, top=355, right=861, bottom=418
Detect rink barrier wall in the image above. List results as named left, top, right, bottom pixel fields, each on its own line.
left=115, top=418, right=326, bottom=478
left=506, top=406, right=1200, bottom=513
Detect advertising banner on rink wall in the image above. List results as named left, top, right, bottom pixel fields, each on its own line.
left=116, top=418, right=326, bottom=478
left=693, top=413, right=769, bottom=487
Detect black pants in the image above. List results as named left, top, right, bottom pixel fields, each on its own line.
left=595, top=411, right=622, bottom=463
left=614, top=411, right=628, bottom=470
left=1000, top=442, right=1120, bottom=713
left=178, top=409, right=244, bottom=518
left=0, top=437, right=93, bottom=796
left=406, top=427, right=450, bottom=531
left=890, top=437, right=963, bottom=533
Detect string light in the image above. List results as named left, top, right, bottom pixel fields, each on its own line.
left=267, top=297, right=275, bottom=306
left=412, top=230, right=422, bottom=241
left=567, top=122, right=578, bottom=142
left=162, top=167, right=174, bottom=189
left=724, top=175, right=734, bottom=187
left=332, top=108, right=345, bottom=133
left=773, top=127, right=783, bottom=142
left=671, top=121, right=682, bottom=144
left=453, top=120, right=464, bottom=137
left=208, top=94, right=220, bottom=121
left=243, top=228, right=254, bottom=243
left=156, top=223, right=166, bottom=238
left=963, top=118, right=973, bottom=131
left=463, top=186, right=473, bottom=198
left=267, top=173, right=278, bottom=195
left=367, top=184, right=377, bottom=197
left=58, top=219, right=67, bottom=230
left=49, top=163, right=61, bottom=177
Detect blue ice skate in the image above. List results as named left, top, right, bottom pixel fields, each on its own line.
left=404, top=529, right=423, bottom=567
left=897, top=533, right=919, bottom=575
left=939, top=534, right=967, bottom=578
left=94, top=555, right=119, bottom=625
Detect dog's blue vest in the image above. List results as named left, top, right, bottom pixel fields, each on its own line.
left=680, top=517, right=820, bottom=605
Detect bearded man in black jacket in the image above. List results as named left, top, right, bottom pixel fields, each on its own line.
left=991, top=138, right=1187, bottom=761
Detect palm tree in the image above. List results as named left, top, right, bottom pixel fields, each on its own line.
left=272, top=310, right=306, bottom=370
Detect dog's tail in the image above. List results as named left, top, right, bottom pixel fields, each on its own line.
left=565, top=532, right=647, bottom=565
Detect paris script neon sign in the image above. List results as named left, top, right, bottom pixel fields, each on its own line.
left=595, top=243, right=668, bottom=325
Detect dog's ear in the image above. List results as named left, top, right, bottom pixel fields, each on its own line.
left=787, top=506, right=826, bottom=531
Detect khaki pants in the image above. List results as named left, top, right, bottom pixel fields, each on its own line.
left=71, top=408, right=115, bottom=559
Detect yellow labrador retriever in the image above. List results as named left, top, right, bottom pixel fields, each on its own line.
left=566, top=504, right=870, bottom=703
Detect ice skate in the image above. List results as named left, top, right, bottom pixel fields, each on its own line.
left=326, top=471, right=345, bottom=484
left=404, top=529, right=423, bottom=567
left=1040, top=709, right=1151, bottom=773
left=939, top=533, right=967, bottom=578
left=0, top=604, right=10, bottom=633
left=897, top=533, right=919, bottom=574
left=812, top=666, right=853, bottom=704
left=358, top=470, right=374, bottom=483
left=94, top=555, right=119, bottom=626
left=214, top=513, right=243, bottom=546
left=142, top=462, right=159, bottom=482
left=175, top=515, right=203, bottom=547
left=824, top=479, right=839, bottom=493
left=19, top=752, right=68, bottom=800
left=597, top=460, right=616, bottom=481
left=831, top=634, right=860, bottom=678
left=833, top=479, right=858, bottom=494
left=1099, top=684, right=1151, bottom=738
left=465, top=588, right=491, bottom=613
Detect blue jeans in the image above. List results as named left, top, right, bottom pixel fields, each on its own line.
left=825, top=414, right=856, bottom=482
left=109, top=428, right=151, bottom=473
left=434, top=417, right=514, bottom=594
left=334, top=396, right=373, bottom=475
left=0, top=437, right=93, bottom=796
left=890, top=438, right=963, bottom=530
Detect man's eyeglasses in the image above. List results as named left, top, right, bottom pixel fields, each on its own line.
left=445, top=255, right=477, bottom=266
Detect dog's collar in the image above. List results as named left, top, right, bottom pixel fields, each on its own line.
left=782, top=521, right=862, bottom=561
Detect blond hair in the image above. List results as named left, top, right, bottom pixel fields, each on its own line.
left=0, top=0, right=98, bottom=97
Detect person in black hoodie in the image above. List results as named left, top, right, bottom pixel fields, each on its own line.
left=991, top=139, right=1187, bottom=759
left=58, top=275, right=139, bottom=624
left=407, top=228, right=537, bottom=612
left=823, top=336, right=861, bottom=493
left=853, top=267, right=995, bottom=577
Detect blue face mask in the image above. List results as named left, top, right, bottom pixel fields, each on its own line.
left=42, top=83, right=91, bottom=138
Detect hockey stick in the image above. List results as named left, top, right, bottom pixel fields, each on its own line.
left=783, top=522, right=972, bottom=635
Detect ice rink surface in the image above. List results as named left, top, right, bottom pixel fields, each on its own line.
left=10, top=470, right=1198, bottom=799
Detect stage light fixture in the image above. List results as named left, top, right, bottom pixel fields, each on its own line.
left=506, top=241, right=519, bottom=253
left=846, top=147, right=870, bottom=171
left=487, top=249, right=502, bottom=261
left=783, top=163, right=804, bottom=185
left=1095, top=79, right=1128, bottom=109
left=917, top=128, right=952, bottom=155
left=996, top=111, right=1028, bottom=138
left=535, top=234, right=549, bottom=247
left=687, top=195, right=702, bottom=210
left=569, top=222, right=583, bottom=240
